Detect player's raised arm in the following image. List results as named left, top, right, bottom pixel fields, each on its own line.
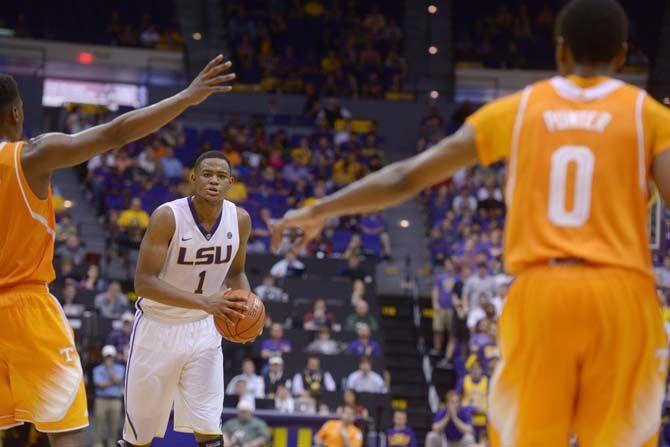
left=21, top=55, right=234, bottom=177
left=134, top=205, right=247, bottom=324
left=225, top=207, right=252, bottom=291
left=271, top=124, right=479, bottom=250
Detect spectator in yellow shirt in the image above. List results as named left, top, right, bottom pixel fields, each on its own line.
left=118, top=198, right=150, bottom=229
left=291, top=137, right=312, bottom=166
left=333, top=154, right=364, bottom=186
left=227, top=176, right=248, bottom=203
left=315, top=405, right=363, bottom=447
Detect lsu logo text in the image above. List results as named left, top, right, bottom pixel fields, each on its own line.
left=177, top=246, right=232, bottom=265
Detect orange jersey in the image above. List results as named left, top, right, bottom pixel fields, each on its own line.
left=467, top=76, right=670, bottom=278
left=0, top=141, right=56, bottom=288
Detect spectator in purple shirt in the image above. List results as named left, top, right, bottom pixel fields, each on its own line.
left=282, top=160, right=309, bottom=184
left=426, top=391, right=475, bottom=447
left=386, top=411, right=418, bottom=447
left=347, top=323, right=381, bottom=356
left=160, top=147, right=184, bottom=179
left=260, top=323, right=292, bottom=360
left=106, top=311, right=134, bottom=361
left=360, top=213, right=392, bottom=259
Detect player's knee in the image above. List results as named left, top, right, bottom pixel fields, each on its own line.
left=195, top=435, right=224, bottom=447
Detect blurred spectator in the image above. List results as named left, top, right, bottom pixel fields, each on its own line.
left=231, top=380, right=256, bottom=408
left=386, top=411, right=418, bottom=447
left=347, top=323, right=381, bottom=356
left=274, top=383, right=295, bottom=414
left=94, top=281, right=129, bottom=319
left=254, top=274, right=288, bottom=302
left=227, top=359, right=265, bottom=398
left=360, top=213, right=392, bottom=259
left=305, top=326, right=345, bottom=355
left=61, top=281, right=84, bottom=317
left=304, top=298, right=341, bottom=332
left=79, top=264, right=107, bottom=292
left=282, top=159, right=309, bottom=184
left=160, top=147, right=184, bottom=179
left=295, top=390, right=318, bottom=414
left=468, top=319, right=494, bottom=354
left=291, top=356, right=336, bottom=396
left=343, top=235, right=363, bottom=260
left=467, top=294, right=502, bottom=330
left=260, top=323, right=292, bottom=359
left=453, top=190, right=477, bottom=213
left=338, top=256, right=366, bottom=282
left=56, top=234, right=86, bottom=266
left=345, top=357, right=387, bottom=393
left=118, top=197, right=150, bottom=230
left=93, top=345, right=125, bottom=447
left=656, top=256, right=670, bottom=288
left=106, top=311, right=134, bottom=357
left=426, top=391, right=475, bottom=447
left=227, top=173, right=248, bottom=203
left=457, top=361, right=489, bottom=437
left=138, top=146, right=158, bottom=174
left=350, top=280, right=366, bottom=306
left=263, top=356, right=291, bottom=399
left=337, top=389, right=369, bottom=420
left=56, top=214, right=78, bottom=245
left=314, top=405, right=363, bottom=447
left=57, top=258, right=83, bottom=282
left=344, top=300, right=379, bottom=332
left=462, top=263, right=496, bottom=310
left=222, top=400, right=269, bottom=447
left=431, top=259, right=460, bottom=357
left=270, top=251, right=306, bottom=278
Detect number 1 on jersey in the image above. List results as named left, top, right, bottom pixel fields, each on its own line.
left=194, top=270, right=207, bottom=294
left=548, top=145, right=595, bottom=227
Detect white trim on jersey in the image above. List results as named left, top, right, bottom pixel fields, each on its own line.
left=12, top=142, right=56, bottom=239
left=549, top=76, right=624, bottom=102
left=505, top=86, right=532, bottom=206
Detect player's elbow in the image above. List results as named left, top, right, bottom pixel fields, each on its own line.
left=134, top=273, right=151, bottom=298
left=106, top=117, right=132, bottom=148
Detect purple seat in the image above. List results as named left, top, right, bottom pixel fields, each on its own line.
left=361, top=234, right=382, bottom=257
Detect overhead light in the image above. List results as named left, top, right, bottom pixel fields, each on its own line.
left=399, top=219, right=410, bottom=228
left=428, top=46, right=438, bottom=55
left=430, top=90, right=439, bottom=99
left=193, top=32, right=202, bottom=41
left=64, top=200, right=73, bottom=208
left=664, top=97, right=670, bottom=105
left=428, top=5, right=437, bottom=14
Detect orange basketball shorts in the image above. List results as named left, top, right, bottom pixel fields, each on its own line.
left=0, top=284, right=88, bottom=433
left=488, top=265, right=668, bottom=447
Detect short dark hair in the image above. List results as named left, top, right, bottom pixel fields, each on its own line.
left=193, top=150, right=232, bottom=173
left=555, top=0, right=628, bottom=64
left=0, top=74, right=19, bottom=110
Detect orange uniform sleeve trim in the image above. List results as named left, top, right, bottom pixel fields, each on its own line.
left=465, top=92, right=522, bottom=166
left=644, top=95, right=670, bottom=157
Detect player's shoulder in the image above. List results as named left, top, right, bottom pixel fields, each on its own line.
left=234, top=203, right=252, bottom=226
left=148, top=203, right=177, bottom=235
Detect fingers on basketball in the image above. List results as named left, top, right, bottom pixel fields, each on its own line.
left=214, top=290, right=265, bottom=344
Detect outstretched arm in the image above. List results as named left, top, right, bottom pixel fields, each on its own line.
left=226, top=207, right=252, bottom=291
left=272, top=124, right=479, bottom=248
left=134, top=205, right=247, bottom=324
left=21, top=55, right=235, bottom=191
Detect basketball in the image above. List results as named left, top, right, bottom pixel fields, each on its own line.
left=214, top=289, right=265, bottom=343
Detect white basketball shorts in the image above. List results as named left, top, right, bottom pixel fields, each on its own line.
left=123, top=313, right=224, bottom=445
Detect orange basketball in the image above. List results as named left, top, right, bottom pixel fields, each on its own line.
left=214, top=289, right=265, bottom=343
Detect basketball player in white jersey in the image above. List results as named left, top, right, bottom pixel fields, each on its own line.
left=118, top=151, right=252, bottom=447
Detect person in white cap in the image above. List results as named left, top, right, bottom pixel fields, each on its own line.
left=221, top=401, right=269, bottom=447
left=93, top=345, right=125, bottom=447
left=263, top=356, right=291, bottom=399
